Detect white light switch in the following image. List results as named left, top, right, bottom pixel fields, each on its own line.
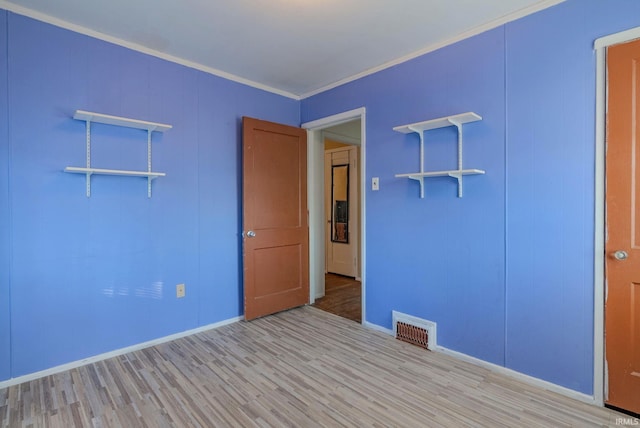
left=372, top=177, right=379, bottom=191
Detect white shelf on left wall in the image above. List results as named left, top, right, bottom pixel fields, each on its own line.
left=64, top=110, right=172, bottom=198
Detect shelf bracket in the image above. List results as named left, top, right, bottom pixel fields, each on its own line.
left=448, top=118, right=464, bottom=198
left=407, top=125, right=425, bottom=176
left=408, top=175, right=425, bottom=198
left=85, top=120, right=92, bottom=197
left=147, top=129, right=152, bottom=198
left=407, top=125, right=426, bottom=198
left=447, top=118, right=464, bottom=171
left=447, top=172, right=463, bottom=197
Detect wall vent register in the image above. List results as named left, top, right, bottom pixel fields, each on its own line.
left=64, top=110, right=172, bottom=198
left=392, top=311, right=437, bottom=351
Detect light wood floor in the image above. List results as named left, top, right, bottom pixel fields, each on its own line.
left=312, top=274, right=361, bottom=322
left=0, top=306, right=626, bottom=427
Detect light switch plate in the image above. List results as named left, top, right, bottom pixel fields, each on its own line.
left=372, top=177, right=379, bottom=191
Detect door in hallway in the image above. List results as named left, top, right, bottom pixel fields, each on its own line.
left=325, top=146, right=358, bottom=277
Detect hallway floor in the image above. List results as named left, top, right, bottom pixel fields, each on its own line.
left=312, top=273, right=361, bottom=322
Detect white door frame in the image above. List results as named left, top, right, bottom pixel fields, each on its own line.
left=302, top=108, right=366, bottom=321
left=594, top=26, right=640, bottom=407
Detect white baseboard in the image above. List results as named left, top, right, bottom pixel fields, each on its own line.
left=362, top=320, right=393, bottom=335
left=0, top=315, right=243, bottom=389
left=434, top=346, right=596, bottom=405
left=3, top=314, right=597, bottom=406
left=362, top=320, right=596, bottom=405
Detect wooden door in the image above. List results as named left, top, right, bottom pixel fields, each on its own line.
left=605, top=38, right=640, bottom=414
left=242, top=117, right=309, bottom=320
left=325, top=147, right=358, bottom=277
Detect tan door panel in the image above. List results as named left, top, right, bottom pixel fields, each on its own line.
left=605, top=38, right=640, bottom=414
left=242, top=117, right=309, bottom=320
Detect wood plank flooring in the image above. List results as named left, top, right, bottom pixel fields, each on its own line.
left=312, top=274, right=361, bottom=322
left=0, top=306, right=627, bottom=427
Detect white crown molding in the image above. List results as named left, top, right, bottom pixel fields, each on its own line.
left=0, top=315, right=242, bottom=389
left=299, top=0, right=566, bottom=99
left=0, top=1, right=301, bottom=100
left=1, top=0, right=566, bottom=101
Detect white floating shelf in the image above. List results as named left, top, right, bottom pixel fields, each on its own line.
left=395, top=169, right=485, bottom=179
left=64, top=167, right=166, bottom=179
left=394, top=112, right=484, bottom=198
left=393, top=112, right=481, bottom=134
left=66, top=110, right=171, bottom=197
left=74, top=110, right=172, bottom=132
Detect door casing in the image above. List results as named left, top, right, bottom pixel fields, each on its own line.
left=302, top=108, right=366, bottom=320
left=602, top=38, right=640, bottom=412
left=595, top=27, right=640, bottom=407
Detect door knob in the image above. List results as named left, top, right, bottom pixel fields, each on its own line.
left=613, top=250, right=628, bottom=260
left=247, top=230, right=256, bottom=238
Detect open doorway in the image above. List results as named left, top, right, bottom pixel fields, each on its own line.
left=315, top=121, right=361, bottom=322
left=302, top=110, right=365, bottom=324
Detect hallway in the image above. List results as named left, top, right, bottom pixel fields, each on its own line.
left=312, top=273, right=361, bottom=322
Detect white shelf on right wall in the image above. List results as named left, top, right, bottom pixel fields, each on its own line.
left=394, top=112, right=484, bottom=198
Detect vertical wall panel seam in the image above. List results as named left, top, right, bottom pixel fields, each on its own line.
left=502, top=23, right=509, bottom=369
left=4, top=10, right=13, bottom=379
left=196, top=75, right=201, bottom=326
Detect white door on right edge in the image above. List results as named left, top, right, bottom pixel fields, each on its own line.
left=325, top=147, right=357, bottom=277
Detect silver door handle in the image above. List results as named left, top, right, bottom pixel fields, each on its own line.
left=247, top=230, right=256, bottom=238
left=613, top=250, right=628, bottom=260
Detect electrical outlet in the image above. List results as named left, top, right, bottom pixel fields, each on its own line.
left=176, top=283, right=186, bottom=298
left=372, top=177, right=380, bottom=191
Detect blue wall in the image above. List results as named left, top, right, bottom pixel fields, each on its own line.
left=0, top=9, right=10, bottom=382
left=0, top=12, right=298, bottom=380
left=302, top=0, right=640, bottom=395
left=504, top=0, right=640, bottom=390
left=4, top=0, right=640, bottom=397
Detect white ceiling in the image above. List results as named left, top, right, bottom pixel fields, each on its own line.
left=1, top=0, right=563, bottom=99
